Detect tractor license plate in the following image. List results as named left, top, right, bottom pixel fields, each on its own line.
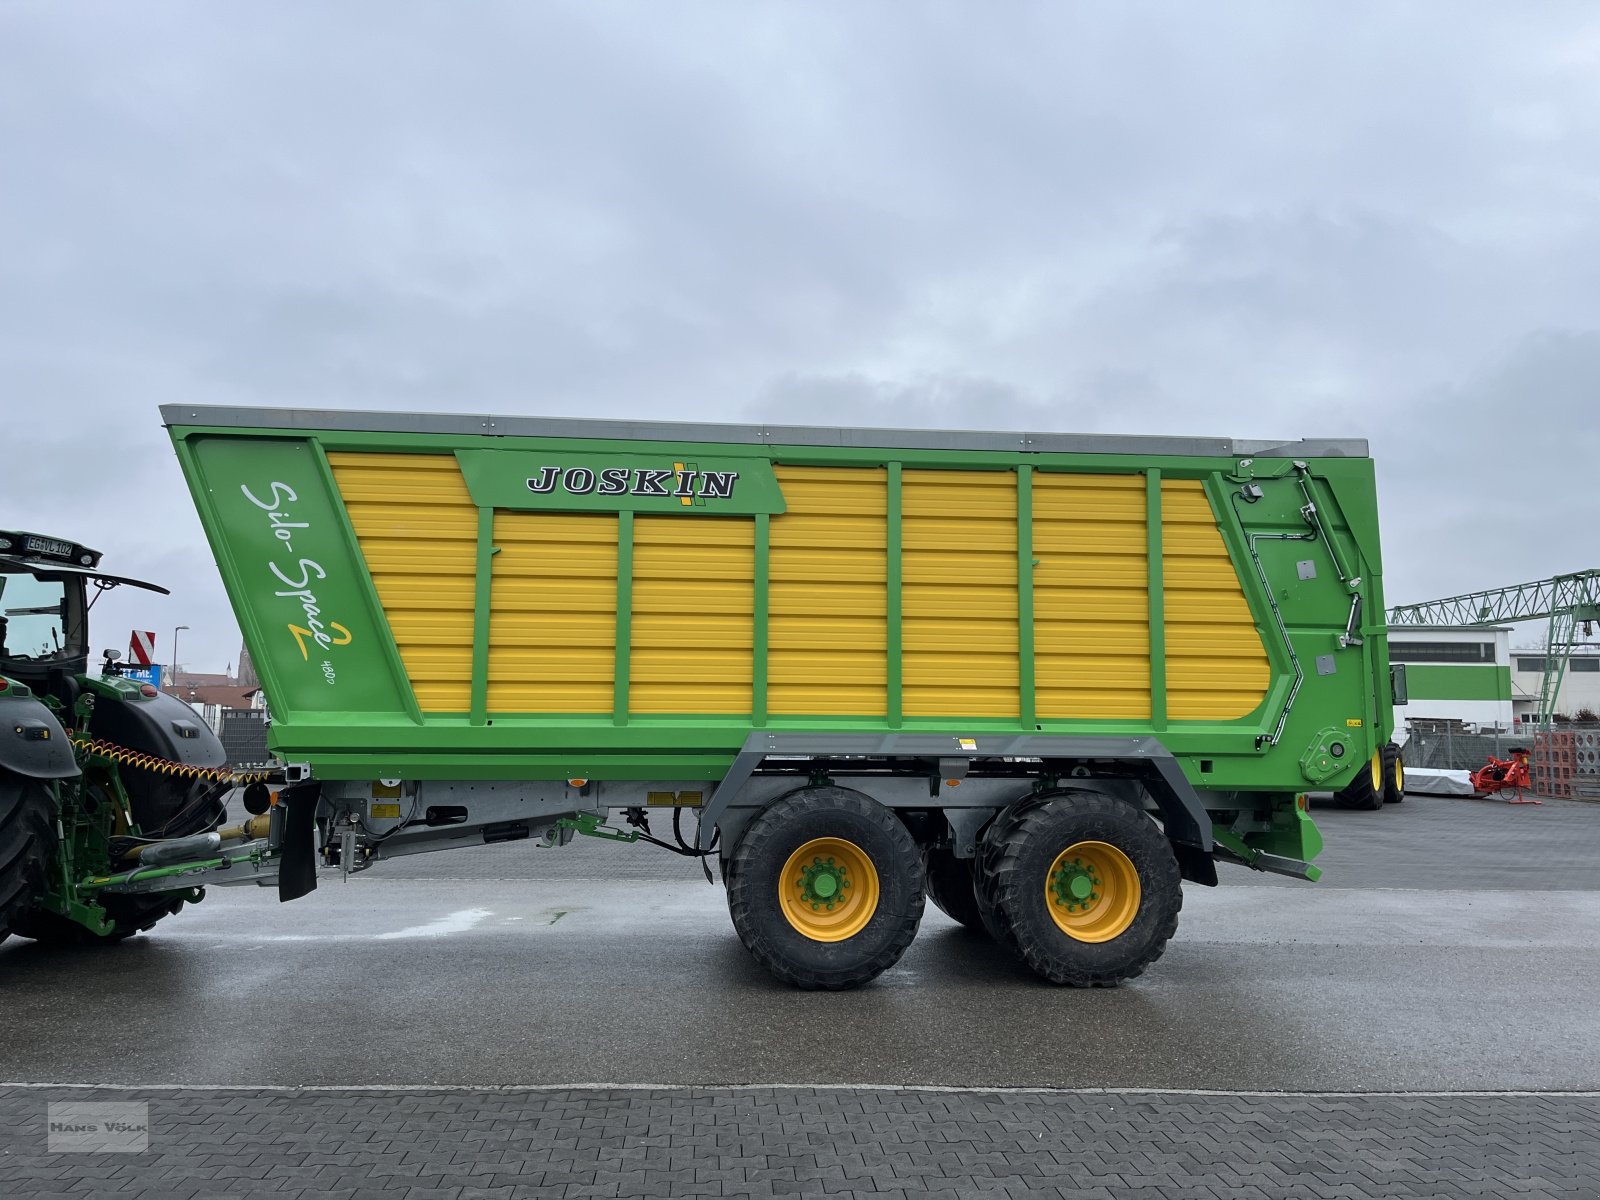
left=24, top=536, right=72, bottom=557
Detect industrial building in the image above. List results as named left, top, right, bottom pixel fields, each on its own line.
left=1510, top=645, right=1600, bottom=723
left=1389, top=625, right=1514, bottom=732
left=1390, top=625, right=1600, bottom=733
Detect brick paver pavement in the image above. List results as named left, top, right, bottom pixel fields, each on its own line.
left=1, top=1085, right=1594, bottom=1199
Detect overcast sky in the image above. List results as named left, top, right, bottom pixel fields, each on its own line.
left=4, top=2, right=1599, bottom=674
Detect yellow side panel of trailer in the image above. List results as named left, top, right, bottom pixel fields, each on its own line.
left=631, top=515, right=755, bottom=714
left=488, top=513, right=618, bottom=714
left=1161, top=480, right=1271, bottom=720
left=1033, top=473, right=1151, bottom=719
left=327, top=452, right=477, bottom=713
left=325, top=454, right=1269, bottom=725
left=768, top=466, right=889, bottom=716
left=902, top=469, right=1019, bottom=718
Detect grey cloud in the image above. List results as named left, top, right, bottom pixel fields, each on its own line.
left=3, top=1, right=1600, bottom=671
left=1381, top=330, right=1600, bottom=598
left=753, top=371, right=1040, bottom=432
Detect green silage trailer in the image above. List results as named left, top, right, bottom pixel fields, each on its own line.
left=148, top=406, right=1395, bottom=988
left=1, top=405, right=1395, bottom=987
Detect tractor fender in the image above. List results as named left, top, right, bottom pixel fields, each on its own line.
left=86, top=688, right=227, bottom=769
left=0, top=693, right=80, bottom=780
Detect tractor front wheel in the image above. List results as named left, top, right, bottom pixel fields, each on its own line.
left=0, top=776, right=57, bottom=942
left=8, top=892, right=196, bottom=945
left=726, top=787, right=924, bottom=990
left=10, top=775, right=226, bottom=946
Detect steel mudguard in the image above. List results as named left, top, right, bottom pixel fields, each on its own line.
left=0, top=693, right=79, bottom=780
left=86, top=688, right=227, bottom=768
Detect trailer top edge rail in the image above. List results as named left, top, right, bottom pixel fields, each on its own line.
left=160, top=403, right=1369, bottom=461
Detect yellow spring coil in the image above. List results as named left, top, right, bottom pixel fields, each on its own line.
left=68, top=735, right=272, bottom=785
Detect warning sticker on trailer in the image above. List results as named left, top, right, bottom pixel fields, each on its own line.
left=958, top=738, right=977, bottom=750
left=647, top=791, right=704, bottom=807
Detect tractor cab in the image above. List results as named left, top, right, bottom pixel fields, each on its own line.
left=0, top=530, right=168, bottom=700
left=0, top=531, right=234, bottom=949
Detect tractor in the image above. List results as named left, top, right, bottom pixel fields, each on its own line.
left=0, top=529, right=249, bottom=946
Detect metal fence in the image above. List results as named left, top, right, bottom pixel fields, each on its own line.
left=217, top=708, right=272, bottom=769
left=1403, top=725, right=1599, bottom=772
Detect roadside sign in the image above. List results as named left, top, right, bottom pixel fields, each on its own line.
left=123, top=664, right=162, bottom=688
left=129, top=630, right=156, bottom=666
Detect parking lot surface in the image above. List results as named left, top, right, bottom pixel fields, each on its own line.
left=3, top=793, right=1597, bottom=1196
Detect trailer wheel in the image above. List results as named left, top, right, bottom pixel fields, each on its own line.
left=972, top=794, right=1053, bottom=951
left=725, top=787, right=923, bottom=990
left=1382, top=743, right=1405, bottom=804
left=923, top=846, right=984, bottom=932
left=0, top=777, right=57, bottom=942
left=1334, top=749, right=1385, bottom=810
left=975, top=792, right=1181, bottom=986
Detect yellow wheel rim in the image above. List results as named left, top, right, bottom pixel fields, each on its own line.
left=1045, top=840, right=1141, bottom=943
left=1370, top=749, right=1384, bottom=793
left=1393, top=756, right=1404, bottom=793
left=779, top=837, right=880, bottom=942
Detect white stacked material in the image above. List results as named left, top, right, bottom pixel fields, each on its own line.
left=1404, top=768, right=1476, bottom=796
left=1576, top=730, right=1600, bottom=775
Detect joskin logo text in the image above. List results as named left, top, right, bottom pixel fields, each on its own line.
left=526, top=461, right=736, bottom=507
left=454, top=449, right=786, bottom=515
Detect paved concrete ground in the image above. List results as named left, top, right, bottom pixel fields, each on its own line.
left=1, top=792, right=1596, bottom=1196
left=1, top=1086, right=1595, bottom=1199
left=4, top=874, right=1599, bottom=1091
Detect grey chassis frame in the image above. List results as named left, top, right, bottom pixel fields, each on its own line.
left=110, top=732, right=1225, bottom=897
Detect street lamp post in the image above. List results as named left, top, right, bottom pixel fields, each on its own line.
left=171, top=625, right=189, bottom=690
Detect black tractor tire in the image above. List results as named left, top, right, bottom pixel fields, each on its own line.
left=1333, top=749, right=1386, bottom=811
left=0, top=777, right=58, bottom=941
left=974, top=791, right=1182, bottom=987
left=725, top=786, right=924, bottom=990
left=923, top=845, right=985, bottom=932
left=127, top=774, right=231, bottom=842
left=7, top=893, right=194, bottom=945
left=1382, top=743, right=1405, bottom=804
left=11, top=774, right=226, bottom=946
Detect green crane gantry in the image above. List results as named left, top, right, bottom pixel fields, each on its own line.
left=1387, top=570, right=1600, bottom=730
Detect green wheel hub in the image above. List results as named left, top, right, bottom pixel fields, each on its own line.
left=1049, top=856, right=1101, bottom=912
left=779, top=836, right=880, bottom=943
left=1044, top=840, right=1142, bottom=943
left=797, top=856, right=852, bottom=910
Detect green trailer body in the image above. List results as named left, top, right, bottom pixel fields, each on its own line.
left=164, top=406, right=1390, bottom=785
left=154, top=404, right=1394, bottom=988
